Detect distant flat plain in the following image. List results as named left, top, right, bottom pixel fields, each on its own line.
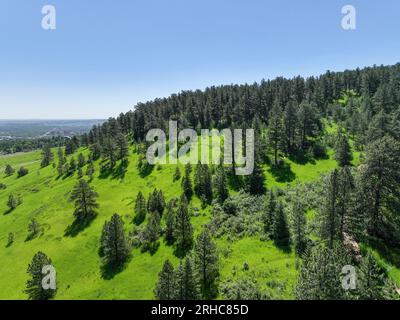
left=0, top=119, right=105, bottom=139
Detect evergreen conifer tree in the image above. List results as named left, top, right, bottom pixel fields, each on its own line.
left=334, top=130, right=353, bottom=167
left=115, top=133, right=129, bottom=163
left=357, top=252, right=396, bottom=299
left=244, top=161, right=266, bottom=195
left=142, top=211, right=161, bottom=252
left=295, top=244, right=351, bottom=300
left=28, top=218, right=41, bottom=239
left=25, top=252, right=56, bottom=300
left=173, top=167, right=181, bottom=181
left=272, top=201, right=290, bottom=245
left=290, top=200, right=307, bottom=254
left=175, top=195, right=193, bottom=254
left=194, top=228, right=219, bottom=299
left=358, top=136, right=400, bottom=236
left=70, top=179, right=99, bottom=221
left=78, top=153, right=86, bottom=168
left=134, top=191, right=147, bottom=224
left=175, top=258, right=199, bottom=300
left=263, top=190, right=277, bottom=235
left=214, top=164, right=229, bottom=203
left=165, top=201, right=175, bottom=244
left=181, top=164, right=193, bottom=200
left=40, top=144, right=54, bottom=168
left=4, top=164, right=15, bottom=176
left=86, top=160, right=95, bottom=181
left=319, top=170, right=341, bottom=248
left=7, top=193, right=18, bottom=211
left=103, top=136, right=118, bottom=167
left=154, top=259, right=176, bottom=300
left=268, top=100, right=283, bottom=166
left=101, top=213, right=130, bottom=266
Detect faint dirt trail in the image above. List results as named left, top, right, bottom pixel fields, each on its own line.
left=0, top=158, right=40, bottom=172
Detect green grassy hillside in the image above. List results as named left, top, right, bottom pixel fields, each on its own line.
left=0, top=142, right=397, bottom=299
left=0, top=145, right=330, bottom=300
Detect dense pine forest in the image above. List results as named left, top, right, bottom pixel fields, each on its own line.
left=1, top=63, right=400, bottom=300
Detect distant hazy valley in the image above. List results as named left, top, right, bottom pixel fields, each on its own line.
left=0, top=120, right=105, bottom=140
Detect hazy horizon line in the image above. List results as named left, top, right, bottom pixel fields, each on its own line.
left=0, top=118, right=106, bottom=121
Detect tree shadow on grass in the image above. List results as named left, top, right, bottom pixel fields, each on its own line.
left=174, top=245, right=192, bottom=259
left=99, top=161, right=130, bottom=181
left=289, top=153, right=313, bottom=165
left=164, top=238, right=175, bottom=247
left=366, top=237, right=400, bottom=268
left=64, top=214, right=97, bottom=237
left=268, top=162, right=296, bottom=183
left=314, top=152, right=329, bottom=161
left=25, top=232, right=41, bottom=242
left=3, top=208, right=13, bottom=216
left=133, top=214, right=145, bottom=226
left=61, top=171, right=75, bottom=180
left=111, top=161, right=129, bottom=180
left=274, top=241, right=292, bottom=254
left=138, top=164, right=154, bottom=178
left=100, top=255, right=132, bottom=280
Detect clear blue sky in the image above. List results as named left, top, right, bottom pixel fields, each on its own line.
left=0, top=0, right=399, bottom=119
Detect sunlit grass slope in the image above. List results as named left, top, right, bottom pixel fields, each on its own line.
left=0, top=140, right=397, bottom=299
left=0, top=144, right=333, bottom=299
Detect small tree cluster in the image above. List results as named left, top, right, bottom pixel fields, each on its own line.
left=141, top=211, right=161, bottom=252
left=147, top=189, right=166, bottom=216
left=155, top=257, right=199, bottom=300
left=155, top=228, right=219, bottom=300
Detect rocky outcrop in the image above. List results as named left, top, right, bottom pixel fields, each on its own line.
left=343, top=232, right=362, bottom=263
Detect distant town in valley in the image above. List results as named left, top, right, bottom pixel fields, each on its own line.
left=0, top=119, right=105, bottom=140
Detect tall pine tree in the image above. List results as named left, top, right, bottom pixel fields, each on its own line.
left=154, top=259, right=176, bottom=300
left=101, top=213, right=130, bottom=266
left=271, top=201, right=290, bottom=245
left=181, top=163, right=193, bottom=200
left=194, top=228, right=219, bottom=299
left=268, top=100, right=283, bottom=166
left=70, top=179, right=99, bottom=221
left=174, top=195, right=193, bottom=254
left=40, top=144, right=54, bottom=168
left=290, top=200, right=307, bottom=254
left=134, top=191, right=147, bottom=225
left=319, top=170, right=341, bottom=248
left=213, top=164, right=229, bottom=203
left=334, top=129, right=353, bottom=167
left=175, top=258, right=199, bottom=300
left=25, top=251, right=56, bottom=300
